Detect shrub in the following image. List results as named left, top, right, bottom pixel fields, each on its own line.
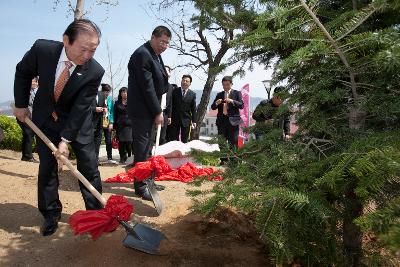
left=0, top=115, right=22, bottom=151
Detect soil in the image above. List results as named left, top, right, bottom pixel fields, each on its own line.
left=0, top=149, right=270, bottom=267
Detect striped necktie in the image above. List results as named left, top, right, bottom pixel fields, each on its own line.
left=52, top=61, right=73, bottom=121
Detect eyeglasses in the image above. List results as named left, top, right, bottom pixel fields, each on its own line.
left=159, top=40, right=170, bottom=47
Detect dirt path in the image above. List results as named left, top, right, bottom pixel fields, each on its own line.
left=0, top=149, right=269, bottom=266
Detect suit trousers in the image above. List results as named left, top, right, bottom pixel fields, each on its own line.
left=218, top=115, right=239, bottom=149
left=131, top=117, right=155, bottom=165
left=118, top=141, right=132, bottom=162
left=169, top=123, right=190, bottom=143
left=131, top=117, right=155, bottom=191
left=103, top=128, right=113, bottom=160
left=36, top=118, right=103, bottom=219
left=17, top=119, right=35, bottom=160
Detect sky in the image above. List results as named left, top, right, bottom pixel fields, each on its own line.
left=0, top=0, right=273, bottom=103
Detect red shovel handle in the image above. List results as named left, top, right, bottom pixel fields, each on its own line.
left=20, top=113, right=107, bottom=206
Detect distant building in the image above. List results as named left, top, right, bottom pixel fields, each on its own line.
left=200, top=109, right=218, bottom=136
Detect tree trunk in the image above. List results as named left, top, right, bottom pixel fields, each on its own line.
left=352, top=0, right=358, bottom=11
left=192, top=73, right=217, bottom=139
left=343, top=106, right=366, bottom=266
left=74, top=0, right=85, bottom=20
left=348, top=107, right=366, bottom=130
left=343, top=188, right=363, bottom=266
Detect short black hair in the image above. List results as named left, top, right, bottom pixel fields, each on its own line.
left=64, top=19, right=101, bottom=45
left=182, top=74, right=192, bottom=83
left=101, top=83, right=111, bottom=92
left=222, top=76, right=233, bottom=83
left=152, top=25, right=172, bottom=38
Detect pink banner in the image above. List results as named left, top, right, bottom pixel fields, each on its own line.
left=239, top=83, right=250, bottom=141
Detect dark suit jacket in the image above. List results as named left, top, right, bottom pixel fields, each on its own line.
left=127, top=41, right=169, bottom=119
left=92, top=91, right=106, bottom=130
left=170, top=87, right=196, bottom=127
left=114, top=100, right=132, bottom=130
left=14, top=39, right=105, bottom=144
left=211, top=90, right=244, bottom=127
left=163, top=83, right=177, bottom=118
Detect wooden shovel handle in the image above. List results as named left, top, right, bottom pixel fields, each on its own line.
left=154, top=93, right=166, bottom=156
left=23, top=116, right=107, bottom=206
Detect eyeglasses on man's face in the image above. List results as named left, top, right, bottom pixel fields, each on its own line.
left=158, top=40, right=170, bottom=47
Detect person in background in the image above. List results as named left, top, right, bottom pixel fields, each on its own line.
left=159, top=65, right=176, bottom=145
left=13, top=19, right=104, bottom=236
left=100, top=83, right=116, bottom=164
left=169, top=74, right=197, bottom=143
left=252, top=86, right=290, bottom=140
left=113, top=87, right=132, bottom=164
left=211, top=76, right=244, bottom=149
left=127, top=26, right=171, bottom=200
left=16, top=77, right=39, bottom=163
left=92, top=85, right=107, bottom=163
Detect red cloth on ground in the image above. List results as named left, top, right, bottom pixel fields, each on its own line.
left=105, top=155, right=222, bottom=183
left=69, top=195, right=133, bottom=240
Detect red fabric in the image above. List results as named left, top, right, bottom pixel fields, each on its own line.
left=69, top=195, right=133, bottom=240
left=112, top=137, right=119, bottom=149
left=105, top=155, right=222, bottom=183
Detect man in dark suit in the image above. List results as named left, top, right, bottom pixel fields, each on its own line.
left=127, top=26, right=171, bottom=200
left=211, top=76, right=244, bottom=149
left=17, top=77, right=39, bottom=163
left=13, top=19, right=104, bottom=236
left=169, top=75, right=197, bottom=143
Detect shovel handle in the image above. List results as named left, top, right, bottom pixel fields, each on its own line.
left=17, top=110, right=107, bottom=206
left=154, top=93, right=166, bottom=156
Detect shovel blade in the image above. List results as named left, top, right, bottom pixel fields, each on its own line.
left=122, top=223, right=166, bottom=255
left=145, top=175, right=164, bottom=215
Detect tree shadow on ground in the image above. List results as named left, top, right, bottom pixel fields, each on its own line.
left=0, top=155, right=18, bottom=160
left=0, top=169, right=34, bottom=179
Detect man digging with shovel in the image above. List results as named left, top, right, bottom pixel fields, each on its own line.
left=13, top=19, right=105, bottom=236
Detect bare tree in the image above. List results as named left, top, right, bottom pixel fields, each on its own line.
left=52, top=0, right=118, bottom=20
left=104, top=40, right=127, bottom=99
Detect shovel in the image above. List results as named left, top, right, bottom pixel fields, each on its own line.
left=18, top=112, right=166, bottom=254
left=145, top=93, right=167, bottom=215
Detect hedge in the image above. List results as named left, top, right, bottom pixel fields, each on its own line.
left=0, top=115, right=23, bottom=151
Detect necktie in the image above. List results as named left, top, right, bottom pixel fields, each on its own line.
left=182, top=89, right=186, bottom=97
left=52, top=61, right=73, bottom=121
left=223, top=91, right=228, bottom=115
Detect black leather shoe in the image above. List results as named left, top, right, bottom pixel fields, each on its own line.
left=41, top=215, right=61, bottom=236
left=22, top=157, right=39, bottom=163
left=155, top=183, right=165, bottom=191
left=135, top=186, right=153, bottom=201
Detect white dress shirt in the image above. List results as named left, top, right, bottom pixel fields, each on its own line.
left=54, top=48, right=77, bottom=87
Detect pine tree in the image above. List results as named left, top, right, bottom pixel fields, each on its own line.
left=190, top=0, right=400, bottom=265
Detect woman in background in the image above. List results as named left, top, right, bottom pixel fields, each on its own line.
left=113, top=87, right=132, bottom=164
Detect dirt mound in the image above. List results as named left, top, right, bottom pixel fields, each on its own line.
left=0, top=149, right=270, bottom=266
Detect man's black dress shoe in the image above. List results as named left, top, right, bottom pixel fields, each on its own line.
left=22, top=157, right=39, bottom=163
left=41, top=215, right=60, bottom=236
left=135, top=186, right=153, bottom=201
